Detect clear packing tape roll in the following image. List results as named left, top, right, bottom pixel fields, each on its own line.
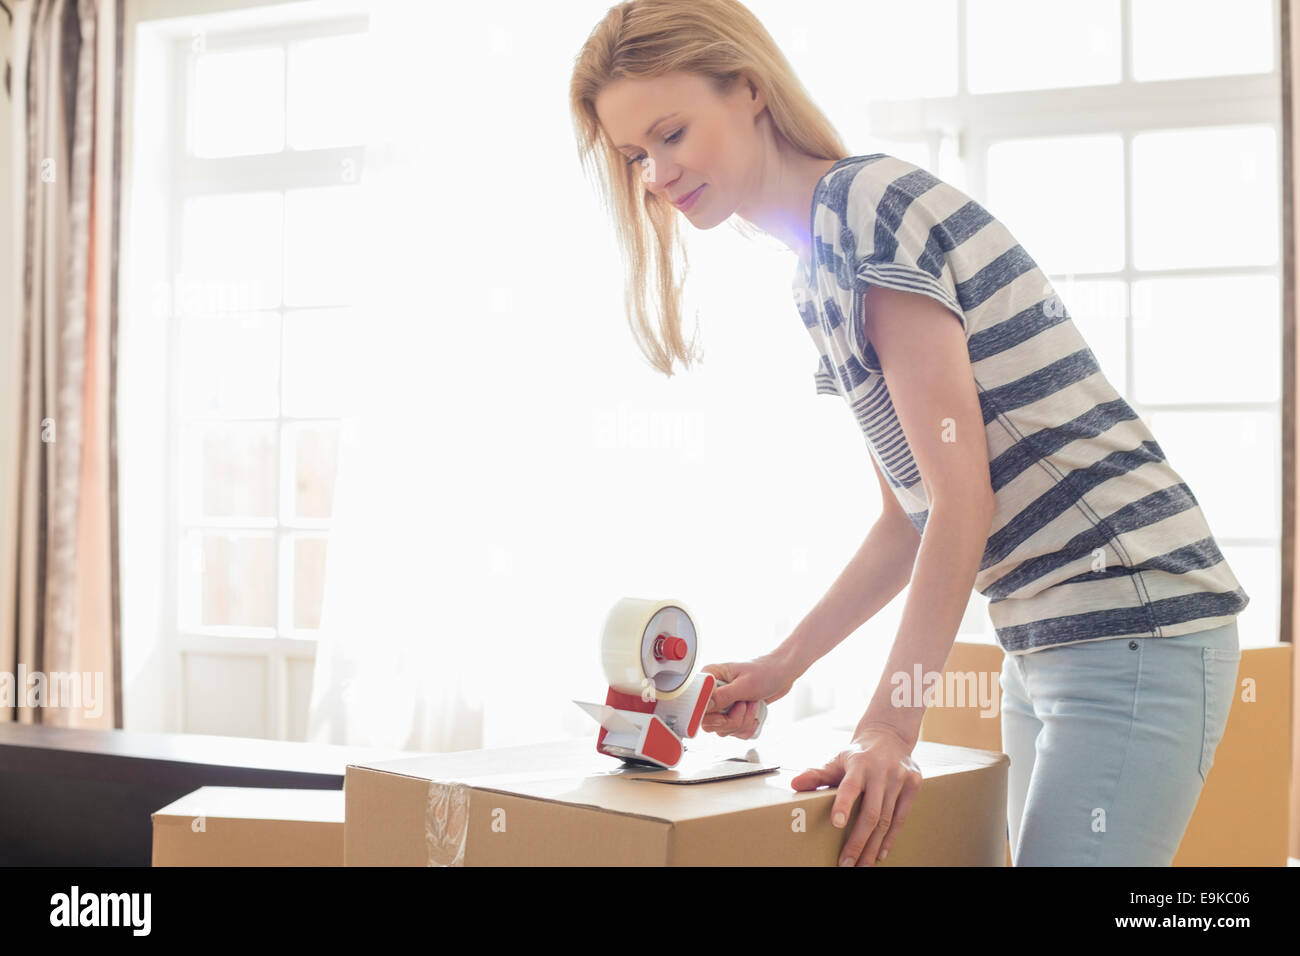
left=601, top=597, right=766, bottom=731
left=601, top=597, right=699, bottom=701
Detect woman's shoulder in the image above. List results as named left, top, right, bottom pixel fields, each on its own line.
left=811, top=155, right=935, bottom=264
left=825, top=154, right=1001, bottom=272
left=824, top=153, right=940, bottom=209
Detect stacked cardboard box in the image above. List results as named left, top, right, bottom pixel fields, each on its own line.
left=150, top=716, right=1013, bottom=866
left=152, top=786, right=343, bottom=866
left=343, top=719, right=1008, bottom=866
left=920, top=640, right=1292, bottom=866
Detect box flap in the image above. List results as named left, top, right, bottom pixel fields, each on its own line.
left=153, top=786, right=344, bottom=824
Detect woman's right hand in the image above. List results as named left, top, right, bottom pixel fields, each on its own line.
left=699, top=651, right=799, bottom=739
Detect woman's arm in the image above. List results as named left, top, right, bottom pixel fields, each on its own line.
left=790, top=283, right=995, bottom=868
left=849, top=284, right=996, bottom=748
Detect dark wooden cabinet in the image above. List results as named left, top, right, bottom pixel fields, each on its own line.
left=0, top=723, right=413, bottom=866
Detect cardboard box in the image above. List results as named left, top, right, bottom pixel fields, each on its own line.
left=1175, top=643, right=1291, bottom=865
left=919, top=639, right=1293, bottom=866
left=152, top=786, right=344, bottom=866
left=344, top=718, right=1008, bottom=866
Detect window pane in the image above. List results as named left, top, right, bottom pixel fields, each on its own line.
left=284, top=186, right=361, bottom=307
left=747, top=0, right=957, bottom=104
left=1054, top=279, right=1127, bottom=392
left=1132, top=0, right=1274, bottom=82
left=1132, top=275, right=1280, bottom=404
left=179, top=422, right=278, bottom=521
left=183, top=532, right=277, bottom=629
left=177, top=313, right=280, bottom=418
left=986, top=135, right=1125, bottom=275
left=191, top=46, right=285, bottom=158
left=283, top=309, right=355, bottom=416
left=287, top=33, right=368, bottom=149
left=967, top=0, right=1120, bottom=93
left=1147, top=410, right=1278, bottom=540
left=181, top=192, right=284, bottom=311
left=1220, top=544, right=1278, bottom=646
left=860, top=0, right=958, bottom=98
left=288, top=421, right=340, bottom=519
left=1132, top=126, right=1278, bottom=270
left=934, top=131, right=968, bottom=192
left=871, top=138, right=932, bottom=173
left=293, top=536, right=329, bottom=630
left=857, top=139, right=930, bottom=174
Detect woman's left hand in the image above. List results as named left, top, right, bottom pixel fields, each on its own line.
left=789, top=726, right=924, bottom=866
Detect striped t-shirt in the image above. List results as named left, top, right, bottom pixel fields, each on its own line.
left=793, top=153, right=1249, bottom=655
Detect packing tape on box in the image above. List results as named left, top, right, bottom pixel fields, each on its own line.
left=424, top=766, right=634, bottom=865
left=426, top=781, right=469, bottom=867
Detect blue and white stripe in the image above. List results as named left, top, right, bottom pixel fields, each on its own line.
left=793, top=154, right=1249, bottom=655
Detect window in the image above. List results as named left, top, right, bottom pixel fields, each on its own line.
left=122, top=4, right=369, bottom=738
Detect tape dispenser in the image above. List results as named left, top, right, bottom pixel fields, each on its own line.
left=573, top=597, right=767, bottom=768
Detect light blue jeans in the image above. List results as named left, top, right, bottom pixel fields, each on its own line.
left=999, top=619, right=1241, bottom=866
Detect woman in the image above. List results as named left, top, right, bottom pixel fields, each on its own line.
left=570, top=0, right=1248, bottom=867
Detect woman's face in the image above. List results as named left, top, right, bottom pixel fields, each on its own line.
left=595, top=71, right=765, bottom=228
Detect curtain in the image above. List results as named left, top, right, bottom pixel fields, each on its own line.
left=1, top=0, right=122, bottom=728
left=306, top=0, right=889, bottom=754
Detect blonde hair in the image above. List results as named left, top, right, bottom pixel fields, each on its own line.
left=569, top=0, right=848, bottom=377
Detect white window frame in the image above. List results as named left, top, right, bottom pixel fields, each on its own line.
left=121, top=0, right=367, bottom=737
